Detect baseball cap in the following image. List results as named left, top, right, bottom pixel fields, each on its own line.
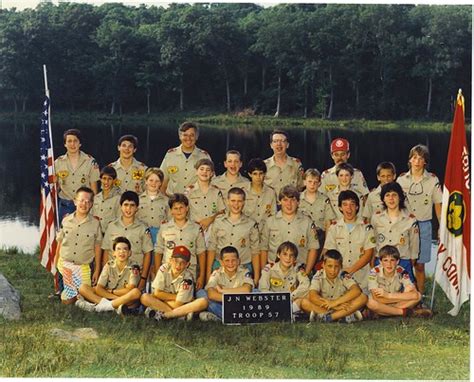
left=330, top=138, right=350, bottom=153
left=171, top=245, right=191, bottom=262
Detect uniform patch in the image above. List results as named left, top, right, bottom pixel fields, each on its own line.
left=182, top=278, right=193, bottom=290
left=299, top=237, right=306, bottom=247
left=131, top=264, right=141, bottom=275
left=114, top=179, right=122, bottom=187
left=132, top=169, right=144, bottom=180
left=377, top=233, right=385, bottom=243
left=167, top=166, right=178, bottom=174
left=270, top=277, right=283, bottom=287
left=166, top=241, right=176, bottom=250
left=240, top=238, right=246, bottom=248
left=399, top=237, right=406, bottom=245
left=81, top=177, right=86, bottom=184
left=325, top=184, right=336, bottom=192
left=370, top=236, right=376, bottom=244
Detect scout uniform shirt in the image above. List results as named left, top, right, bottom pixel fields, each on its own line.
left=362, top=185, right=384, bottom=221
left=259, top=262, right=310, bottom=300
left=263, top=155, right=304, bottom=193
left=260, top=211, right=320, bottom=264
left=55, top=151, right=100, bottom=201
left=242, top=183, right=277, bottom=225
left=109, top=157, right=146, bottom=194
left=160, top=145, right=210, bottom=194
left=324, top=217, right=376, bottom=289
left=208, top=213, right=260, bottom=266
left=102, top=218, right=154, bottom=267
left=320, top=165, right=369, bottom=197
left=368, top=264, right=413, bottom=294
left=185, top=182, right=225, bottom=223
left=211, top=173, right=250, bottom=196
left=98, top=259, right=141, bottom=289
left=91, top=186, right=121, bottom=233
left=57, top=213, right=103, bottom=265
left=371, top=209, right=420, bottom=260
left=397, top=170, right=443, bottom=221
left=299, top=190, right=331, bottom=230
left=155, top=220, right=206, bottom=279
left=152, top=263, right=194, bottom=303
left=310, top=269, right=357, bottom=300
left=206, top=266, right=254, bottom=290
left=136, top=192, right=170, bottom=228
left=326, top=185, right=367, bottom=221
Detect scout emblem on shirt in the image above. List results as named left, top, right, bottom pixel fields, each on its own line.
left=240, top=238, right=246, bottom=248
left=377, top=233, right=385, bottom=243
left=299, top=237, right=306, bottom=247
left=131, top=264, right=140, bottom=275
left=325, top=184, right=336, bottom=192
left=212, top=202, right=217, bottom=213
left=183, top=279, right=193, bottom=290
left=270, top=277, right=283, bottom=287
left=114, top=179, right=122, bottom=187
left=81, top=177, right=86, bottom=184
left=399, top=237, right=406, bottom=245
left=167, top=166, right=178, bottom=174
left=265, top=204, right=272, bottom=215
left=166, top=241, right=176, bottom=250
left=132, top=169, right=144, bottom=180
left=57, top=170, right=68, bottom=185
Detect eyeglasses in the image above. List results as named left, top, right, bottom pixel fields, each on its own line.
left=408, top=182, right=423, bottom=196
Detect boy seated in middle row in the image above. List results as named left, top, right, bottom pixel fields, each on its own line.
left=141, top=245, right=208, bottom=321
left=76, top=236, right=142, bottom=315
left=197, top=245, right=254, bottom=322
left=301, top=249, right=367, bottom=323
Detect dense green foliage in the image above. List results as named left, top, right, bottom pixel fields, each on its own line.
left=0, top=3, right=471, bottom=120
left=0, top=247, right=469, bottom=378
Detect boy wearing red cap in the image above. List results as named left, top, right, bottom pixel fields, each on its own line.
left=320, top=138, right=369, bottom=197
left=140, top=245, right=208, bottom=320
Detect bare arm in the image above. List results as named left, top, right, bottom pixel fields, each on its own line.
left=305, top=249, right=318, bottom=275
left=138, top=251, right=152, bottom=290
left=206, top=250, right=216, bottom=283
left=153, top=289, right=177, bottom=302
left=92, top=243, right=102, bottom=286
left=196, top=251, right=206, bottom=290
left=371, top=286, right=420, bottom=303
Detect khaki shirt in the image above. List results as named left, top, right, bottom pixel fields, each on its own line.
left=206, top=266, right=254, bottom=290
left=310, top=269, right=357, bottom=300
left=299, top=190, right=331, bottom=230
left=320, top=165, right=369, bottom=196
left=211, top=173, right=250, bottom=196
left=136, top=192, right=169, bottom=228
left=324, top=217, right=376, bottom=288
left=152, top=263, right=194, bottom=303
left=362, top=186, right=384, bottom=221
left=109, top=158, right=147, bottom=193
left=98, top=260, right=141, bottom=289
left=371, top=209, right=420, bottom=260
left=260, top=211, right=320, bottom=264
left=397, top=170, right=442, bottom=221
left=368, top=264, right=413, bottom=293
left=259, top=262, right=309, bottom=299
left=263, top=155, right=304, bottom=193
left=91, top=187, right=121, bottom=233
left=242, top=183, right=277, bottom=224
left=160, top=145, right=210, bottom=194
left=155, top=220, right=206, bottom=279
left=55, top=151, right=100, bottom=200
left=57, top=213, right=102, bottom=265
left=102, top=218, right=154, bottom=267
left=208, top=213, right=259, bottom=265
left=185, top=182, right=225, bottom=222
left=326, top=185, right=367, bottom=221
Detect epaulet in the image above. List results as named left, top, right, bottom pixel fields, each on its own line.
left=210, top=184, right=219, bottom=190
left=363, top=217, right=369, bottom=224
left=330, top=220, right=337, bottom=225
left=322, top=169, right=330, bottom=175
left=375, top=210, right=382, bottom=215
left=167, top=147, right=177, bottom=153
left=57, top=154, right=67, bottom=160
left=187, top=184, right=195, bottom=190
left=198, top=148, right=209, bottom=155
left=399, top=172, right=407, bottom=177
left=291, top=157, right=302, bottom=164
left=263, top=264, right=271, bottom=272
left=93, top=215, right=100, bottom=221
left=409, top=213, right=416, bottom=219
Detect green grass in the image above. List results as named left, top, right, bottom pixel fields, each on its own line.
left=2, top=111, right=468, bottom=132
left=0, top=247, right=469, bottom=378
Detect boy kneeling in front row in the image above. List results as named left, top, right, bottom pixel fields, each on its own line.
left=140, top=245, right=208, bottom=321
left=76, top=236, right=141, bottom=315
left=366, top=245, right=432, bottom=318
left=301, top=249, right=367, bottom=323
left=197, top=246, right=254, bottom=322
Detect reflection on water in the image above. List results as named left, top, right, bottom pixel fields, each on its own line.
left=0, top=219, right=39, bottom=253
left=0, top=119, right=460, bottom=264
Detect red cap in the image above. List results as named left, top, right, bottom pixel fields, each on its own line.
left=330, top=138, right=350, bottom=153
left=171, top=245, right=191, bottom=262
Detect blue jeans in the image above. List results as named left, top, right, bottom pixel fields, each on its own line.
left=418, top=220, right=432, bottom=264
left=149, top=226, right=159, bottom=247
left=58, top=198, right=76, bottom=226
left=196, top=289, right=222, bottom=318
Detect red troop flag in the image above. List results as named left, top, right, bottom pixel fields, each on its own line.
left=39, top=95, right=58, bottom=275
left=434, top=89, right=470, bottom=316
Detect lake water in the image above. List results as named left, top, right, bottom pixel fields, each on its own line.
left=0, top=119, right=457, bottom=273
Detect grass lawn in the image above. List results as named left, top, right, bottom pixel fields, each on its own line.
left=0, top=247, right=469, bottom=379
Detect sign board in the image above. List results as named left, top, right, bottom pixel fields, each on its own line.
left=222, top=292, right=292, bottom=324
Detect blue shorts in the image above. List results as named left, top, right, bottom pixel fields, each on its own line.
left=418, top=220, right=432, bottom=264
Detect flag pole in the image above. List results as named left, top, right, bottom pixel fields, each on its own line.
left=43, top=64, right=59, bottom=229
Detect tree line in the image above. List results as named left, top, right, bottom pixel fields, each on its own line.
left=0, top=2, right=471, bottom=120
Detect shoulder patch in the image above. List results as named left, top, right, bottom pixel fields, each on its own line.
left=365, top=224, right=373, bottom=231
left=396, top=265, right=404, bottom=273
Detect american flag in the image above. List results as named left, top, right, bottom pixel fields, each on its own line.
left=39, top=96, right=58, bottom=274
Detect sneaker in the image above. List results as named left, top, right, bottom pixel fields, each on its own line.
left=412, top=307, right=433, bottom=318
left=199, top=311, right=220, bottom=322
left=354, top=310, right=364, bottom=321
left=116, top=304, right=131, bottom=316
left=75, top=298, right=96, bottom=312
left=309, top=311, right=328, bottom=323
left=144, top=307, right=164, bottom=321
left=345, top=311, right=363, bottom=323
left=94, top=298, right=114, bottom=312
left=186, top=312, right=194, bottom=321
